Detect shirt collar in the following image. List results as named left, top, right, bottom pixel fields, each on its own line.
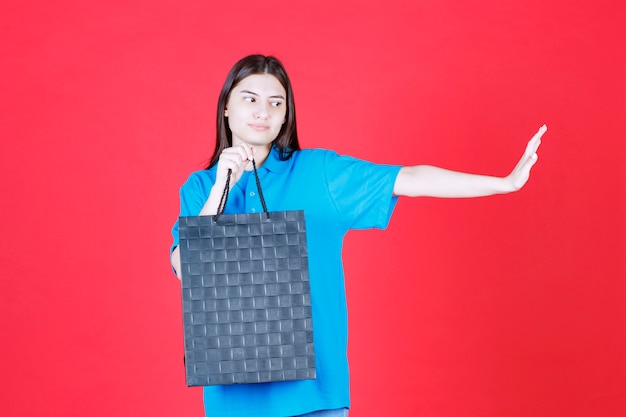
left=258, top=145, right=291, bottom=174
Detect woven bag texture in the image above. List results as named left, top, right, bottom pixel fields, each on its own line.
left=179, top=210, right=316, bottom=386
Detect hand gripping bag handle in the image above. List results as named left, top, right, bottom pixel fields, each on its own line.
left=213, top=158, right=269, bottom=222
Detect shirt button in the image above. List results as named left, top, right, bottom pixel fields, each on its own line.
left=251, top=208, right=257, bottom=213
left=250, top=191, right=256, bottom=196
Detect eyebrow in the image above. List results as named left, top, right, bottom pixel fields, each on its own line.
left=239, top=89, right=285, bottom=100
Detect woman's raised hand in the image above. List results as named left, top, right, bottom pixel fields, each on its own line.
left=505, top=124, right=546, bottom=192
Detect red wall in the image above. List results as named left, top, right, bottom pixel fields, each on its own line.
left=1, top=1, right=624, bottom=416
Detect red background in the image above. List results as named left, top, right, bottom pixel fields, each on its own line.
left=1, top=1, right=625, bottom=416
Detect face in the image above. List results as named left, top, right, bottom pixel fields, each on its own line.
left=224, top=73, right=287, bottom=152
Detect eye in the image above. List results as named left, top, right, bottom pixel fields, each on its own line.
left=270, top=101, right=283, bottom=107
left=244, top=96, right=255, bottom=103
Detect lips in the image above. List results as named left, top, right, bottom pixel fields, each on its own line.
left=249, top=123, right=270, bottom=131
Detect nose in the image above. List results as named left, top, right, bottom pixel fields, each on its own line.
left=255, top=103, right=269, bottom=120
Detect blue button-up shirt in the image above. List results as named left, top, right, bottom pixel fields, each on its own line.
left=172, top=146, right=401, bottom=417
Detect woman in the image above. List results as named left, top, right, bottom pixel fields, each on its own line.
left=170, top=54, right=546, bottom=417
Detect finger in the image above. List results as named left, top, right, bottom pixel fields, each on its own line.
left=235, top=143, right=254, bottom=162
left=217, top=157, right=244, bottom=182
left=531, top=124, right=547, bottom=138
left=531, top=124, right=547, bottom=146
left=513, top=145, right=538, bottom=174
left=525, top=125, right=546, bottom=156
left=526, top=138, right=541, bottom=157
left=218, top=157, right=240, bottom=172
left=521, top=152, right=539, bottom=173
left=224, top=147, right=249, bottom=165
left=218, top=152, right=241, bottom=169
left=222, top=147, right=250, bottom=167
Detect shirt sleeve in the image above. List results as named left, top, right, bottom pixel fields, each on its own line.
left=171, top=171, right=215, bottom=251
left=322, top=151, right=402, bottom=230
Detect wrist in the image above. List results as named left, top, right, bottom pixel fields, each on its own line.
left=499, top=175, right=518, bottom=194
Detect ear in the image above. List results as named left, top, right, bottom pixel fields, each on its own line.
left=224, top=108, right=229, bottom=117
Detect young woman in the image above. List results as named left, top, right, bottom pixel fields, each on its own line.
left=170, top=54, right=546, bottom=417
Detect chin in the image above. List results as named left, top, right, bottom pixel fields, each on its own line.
left=246, top=137, right=276, bottom=148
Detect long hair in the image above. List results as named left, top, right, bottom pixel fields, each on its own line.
left=206, top=55, right=301, bottom=169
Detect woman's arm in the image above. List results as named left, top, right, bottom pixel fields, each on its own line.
left=393, top=125, right=546, bottom=198
left=171, top=247, right=182, bottom=280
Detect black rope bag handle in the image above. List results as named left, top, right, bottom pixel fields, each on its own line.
left=213, top=158, right=270, bottom=222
